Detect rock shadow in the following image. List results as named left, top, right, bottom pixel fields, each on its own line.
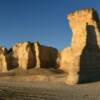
left=39, top=45, right=58, bottom=69
left=7, top=48, right=18, bottom=70
left=27, top=42, right=37, bottom=69
left=79, top=24, right=100, bottom=83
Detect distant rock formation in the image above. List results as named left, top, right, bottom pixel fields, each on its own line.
left=34, top=42, right=41, bottom=68
left=11, top=42, right=36, bottom=70
left=60, top=8, right=100, bottom=85
left=39, top=43, right=58, bottom=68
left=0, top=42, right=58, bottom=72
left=0, top=46, right=9, bottom=72
left=34, top=42, right=58, bottom=68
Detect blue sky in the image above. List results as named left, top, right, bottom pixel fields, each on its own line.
left=0, top=0, right=100, bottom=50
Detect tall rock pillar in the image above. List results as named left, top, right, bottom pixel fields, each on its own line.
left=64, top=8, right=100, bottom=85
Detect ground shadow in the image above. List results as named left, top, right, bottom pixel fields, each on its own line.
left=79, top=24, right=100, bottom=83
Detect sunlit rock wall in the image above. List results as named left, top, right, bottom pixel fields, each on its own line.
left=11, top=42, right=36, bottom=70
left=60, top=8, right=100, bottom=85
left=0, top=46, right=9, bottom=72
left=6, top=42, right=58, bottom=70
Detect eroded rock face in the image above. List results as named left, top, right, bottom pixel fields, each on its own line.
left=39, top=44, right=58, bottom=68
left=59, top=47, right=73, bottom=72
left=34, top=42, right=41, bottom=68
left=10, top=42, right=58, bottom=70
left=67, top=8, right=100, bottom=54
left=60, top=8, right=100, bottom=85
left=34, top=42, right=58, bottom=68
left=0, top=46, right=9, bottom=72
left=11, top=42, right=36, bottom=70
left=59, top=47, right=79, bottom=85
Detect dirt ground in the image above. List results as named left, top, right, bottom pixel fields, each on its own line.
left=0, top=81, right=100, bottom=100
left=0, top=68, right=100, bottom=100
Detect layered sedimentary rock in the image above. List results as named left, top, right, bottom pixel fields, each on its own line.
left=34, top=42, right=58, bottom=68
left=10, top=42, right=58, bottom=70
left=59, top=47, right=79, bottom=85
left=59, top=47, right=73, bottom=72
left=39, top=44, right=58, bottom=68
left=60, top=8, right=100, bottom=85
left=0, top=46, right=9, bottom=72
left=34, top=42, right=41, bottom=68
left=11, top=42, right=36, bottom=70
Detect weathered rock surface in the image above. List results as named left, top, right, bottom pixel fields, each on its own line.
left=59, top=47, right=73, bottom=73
left=34, top=42, right=58, bottom=68
left=11, top=42, right=36, bottom=70
left=4, top=42, right=58, bottom=70
left=34, top=42, right=41, bottom=68
left=67, top=8, right=100, bottom=54
left=39, top=44, right=58, bottom=68
left=60, top=8, right=100, bottom=85
left=59, top=47, right=79, bottom=85
left=0, top=46, right=9, bottom=72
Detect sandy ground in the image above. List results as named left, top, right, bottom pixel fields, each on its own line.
left=0, top=69, right=100, bottom=100
left=0, top=79, right=100, bottom=100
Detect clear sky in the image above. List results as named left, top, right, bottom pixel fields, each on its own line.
left=0, top=0, right=100, bottom=50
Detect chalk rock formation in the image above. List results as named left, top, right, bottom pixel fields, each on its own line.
left=10, top=42, right=58, bottom=70
left=67, top=8, right=100, bottom=54
left=39, top=44, right=58, bottom=68
left=34, top=42, right=58, bottom=68
left=11, top=42, right=36, bottom=70
left=34, top=42, right=41, bottom=68
left=60, top=8, right=100, bottom=85
left=0, top=46, right=9, bottom=72
left=59, top=47, right=73, bottom=72
left=59, top=47, right=79, bottom=85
